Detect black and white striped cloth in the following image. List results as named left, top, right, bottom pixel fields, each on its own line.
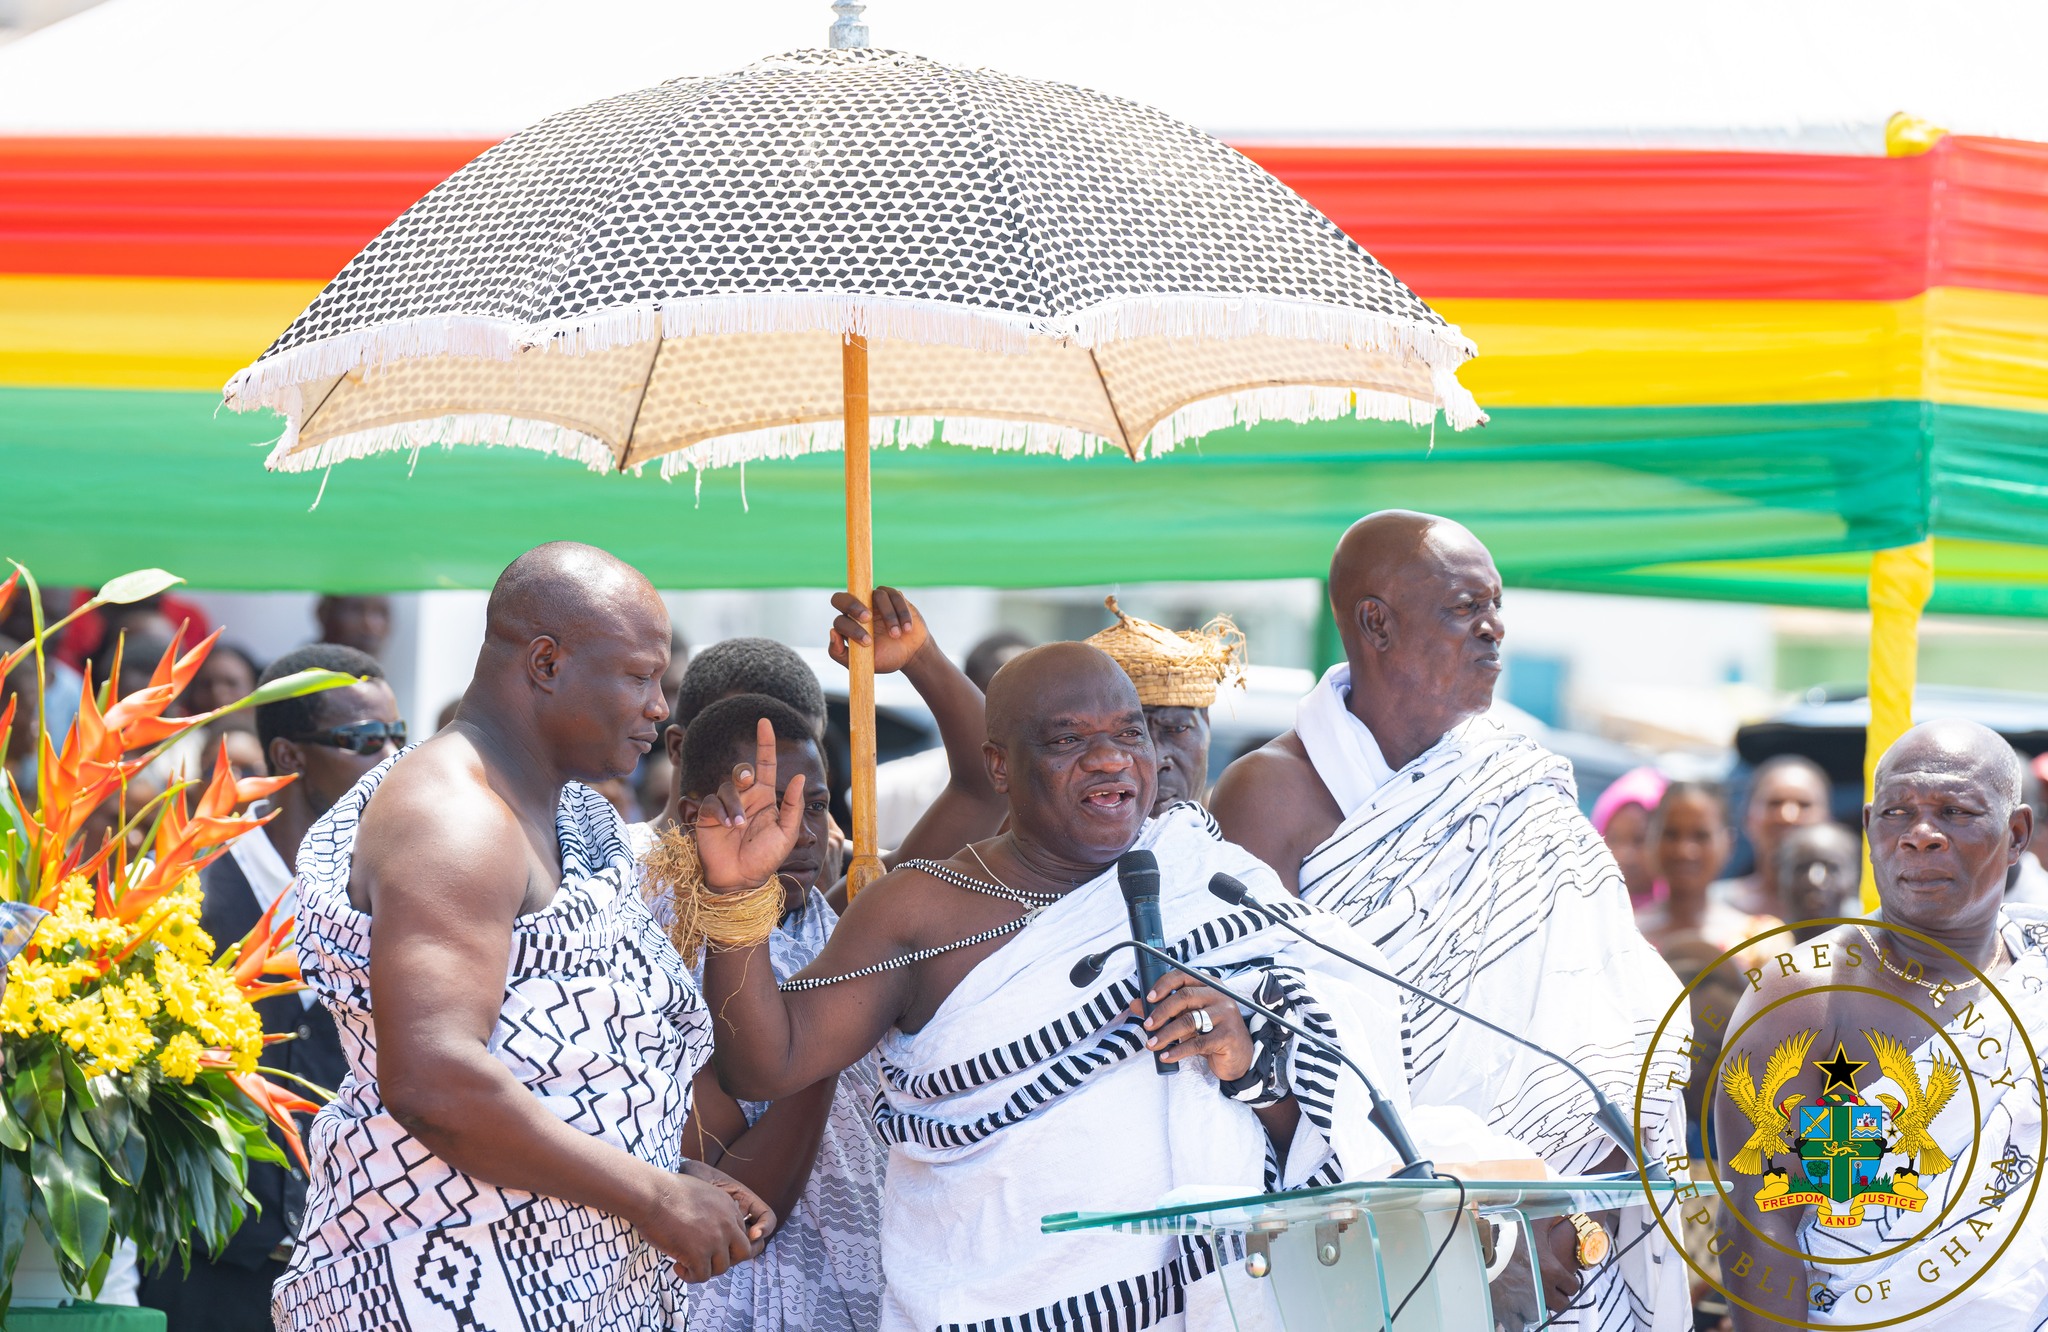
left=1296, top=682, right=1692, bottom=1332
left=872, top=804, right=1406, bottom=1332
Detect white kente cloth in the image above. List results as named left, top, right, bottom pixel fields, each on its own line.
left=873, top=803, right=1407, bottom=1332
left=275, top=754, right=712, bottom=1332
left=1802, top=908, right=2048, bottom=1330
left=623, top=822, right=890, bottom=1332
left=1294, top=665, right=1691, bottom=1332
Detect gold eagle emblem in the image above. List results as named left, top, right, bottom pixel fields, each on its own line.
left=1721, top=1029, right=1817, bottom=1174
left=1865, top=1029, right=1962, bottom=1177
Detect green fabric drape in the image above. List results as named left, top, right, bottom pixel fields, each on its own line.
left=2, top=387, right=2042, bottom=608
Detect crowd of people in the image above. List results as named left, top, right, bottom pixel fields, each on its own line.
left=9, top=515, right=2048, bottom=1332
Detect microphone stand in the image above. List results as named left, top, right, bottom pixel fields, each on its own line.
left=1208, top=875, right=1667, bottom=1182
left=1072, top=939, right=1436, bottom=1181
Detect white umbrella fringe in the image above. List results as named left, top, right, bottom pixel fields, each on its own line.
left=254, top=379, right=1468, bottom=480
left=234, top=293, right=1482, bottom=477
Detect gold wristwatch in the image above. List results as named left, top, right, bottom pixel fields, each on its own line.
left=1566, top=1212, right=1610, bottom=1269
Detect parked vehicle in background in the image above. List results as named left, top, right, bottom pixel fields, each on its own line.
left=1735, top=683, right=2048, bottom=820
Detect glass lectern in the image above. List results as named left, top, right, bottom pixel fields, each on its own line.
left=1043, top=1175, right=1681, bottom=1332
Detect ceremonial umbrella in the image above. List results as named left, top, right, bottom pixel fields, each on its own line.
left=222, top=26, right=1481, bottom=892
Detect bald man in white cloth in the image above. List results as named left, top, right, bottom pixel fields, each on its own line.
left=1212, top=510, right=1691, bottom=1331
left=1721, top=721, right=2048, bottom=1331
left=694, top=644, right=1412, bottom=1332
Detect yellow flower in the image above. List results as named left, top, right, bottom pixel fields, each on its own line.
left=154, top=953, right=205, bottom=1026
left=157, top=912, right=216, bottom=967
left=157, top=1032, right=203, bottom=1083
left=0, top=957, right=65, bottom=1035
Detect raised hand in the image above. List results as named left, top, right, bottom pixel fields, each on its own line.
left=694, top=718, right=807, bottom=892
left=829, top=587, right=931, bottom=676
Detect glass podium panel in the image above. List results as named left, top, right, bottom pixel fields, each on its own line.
left=1043, top=1176, right=1681, bottom=1332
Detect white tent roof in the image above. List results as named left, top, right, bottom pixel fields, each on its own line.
left=0, top=0, right=2042, bottom=149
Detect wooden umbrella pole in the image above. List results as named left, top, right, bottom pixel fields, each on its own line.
left=842, top=332, right=884, bottom=898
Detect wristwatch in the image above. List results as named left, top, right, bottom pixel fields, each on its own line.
left=1566, top=1212, right=1610, bottom=1269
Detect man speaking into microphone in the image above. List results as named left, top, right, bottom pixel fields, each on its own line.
left=694, top=643, right=1406, bottom=1332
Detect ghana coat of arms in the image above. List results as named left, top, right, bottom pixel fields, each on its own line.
left=1722, top=1030, right=1962, bottom=1228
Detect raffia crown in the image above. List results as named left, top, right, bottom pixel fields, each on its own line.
left=1086, top=595, right=1247, bottom=709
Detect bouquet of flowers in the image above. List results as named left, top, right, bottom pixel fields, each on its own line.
left=0, top=565, right=355, bottom=1308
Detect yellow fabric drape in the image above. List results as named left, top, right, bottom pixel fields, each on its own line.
left=1862, top=539, right=1935, bottom=908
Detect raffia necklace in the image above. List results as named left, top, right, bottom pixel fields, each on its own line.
left=1857, top=924, right=2008, bottom=1006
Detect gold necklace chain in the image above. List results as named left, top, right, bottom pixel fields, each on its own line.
left=1856, top=924, right=2007, bottom=1003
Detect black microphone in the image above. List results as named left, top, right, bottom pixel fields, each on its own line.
left=1071, top=938, right=1435, bottom=1180
left=1118, top=850, right=1176, bottom=1076
left=1209, top=872, right=1666, bottom=1180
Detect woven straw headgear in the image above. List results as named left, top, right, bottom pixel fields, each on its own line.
left=1085, top=596, right=1246, bottom=709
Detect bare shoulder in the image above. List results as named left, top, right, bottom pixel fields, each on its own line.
left=1214, top=732, right=1326, bottom=799
left=353, top=732, right=529, bottom=912
left=1210, top=732, right=1342, bottom=892
left=829, top=859, right=951, bottom=952
left=1728, top=926, right=1848, bottom=1032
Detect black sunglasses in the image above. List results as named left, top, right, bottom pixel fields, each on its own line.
left=290, top=719, right=408, bottom=755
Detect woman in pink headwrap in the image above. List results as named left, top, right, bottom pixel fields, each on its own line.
left=1591, top=765, right=1668, bottom=915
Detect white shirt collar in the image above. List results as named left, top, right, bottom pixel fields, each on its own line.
left=226, top=803, right=314, bottom=1008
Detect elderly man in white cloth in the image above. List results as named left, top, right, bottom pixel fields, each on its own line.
left=690, top=642, right=1416, bottom=1332
left=274, top=544, right=772, bottom=1332
left=1719, top=720, right=2048, bottom=1331
left=1212, top=509, right=1691, bottom=1330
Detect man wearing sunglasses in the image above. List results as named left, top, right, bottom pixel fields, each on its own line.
left=140, top=642, right=401, bottom=1332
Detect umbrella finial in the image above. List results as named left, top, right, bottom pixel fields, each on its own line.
left=829, top=0, right=869, bottom=48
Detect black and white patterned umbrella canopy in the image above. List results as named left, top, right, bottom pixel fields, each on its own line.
left=226, top=47, right=1482, bottom=477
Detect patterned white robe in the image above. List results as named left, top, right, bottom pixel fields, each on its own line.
left=873, top=804, right=1408, bottom=1332
left=1294, top=667, right=1691, bottom=1332
left=275, top=755, right=712, bottom=1332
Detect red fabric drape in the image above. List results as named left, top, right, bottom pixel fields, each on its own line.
left=4, top=134, right=2045, bottom=298
left=0, top=137, right=491, bottom=280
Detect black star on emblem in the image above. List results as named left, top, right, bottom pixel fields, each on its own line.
left=1815, top=1042, right=1868, bottom=1095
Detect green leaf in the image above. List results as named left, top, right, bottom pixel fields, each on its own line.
left=9, top=1045, right=63, bottom=1144
left=93, top=569, right=184, bottom=606
left=78, top=1091, right=136, bottom=1187
left=27, top=1132, right=108, bottom=1267
left=1, top=1153, right=31, bottom=1308
left=114, top=1126, right=146, bottom=1195
left=64, top=1105, right=117, bottom=1179
left=0, top=1086, right=27, bottom=1152
left=80, top=1244, right=111, bottom=1300
left=210, top=667, right=360, bottom=720
left=57, top=1048, right=97, bottom=1110
left=0, top=791, right=21, bottom=896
